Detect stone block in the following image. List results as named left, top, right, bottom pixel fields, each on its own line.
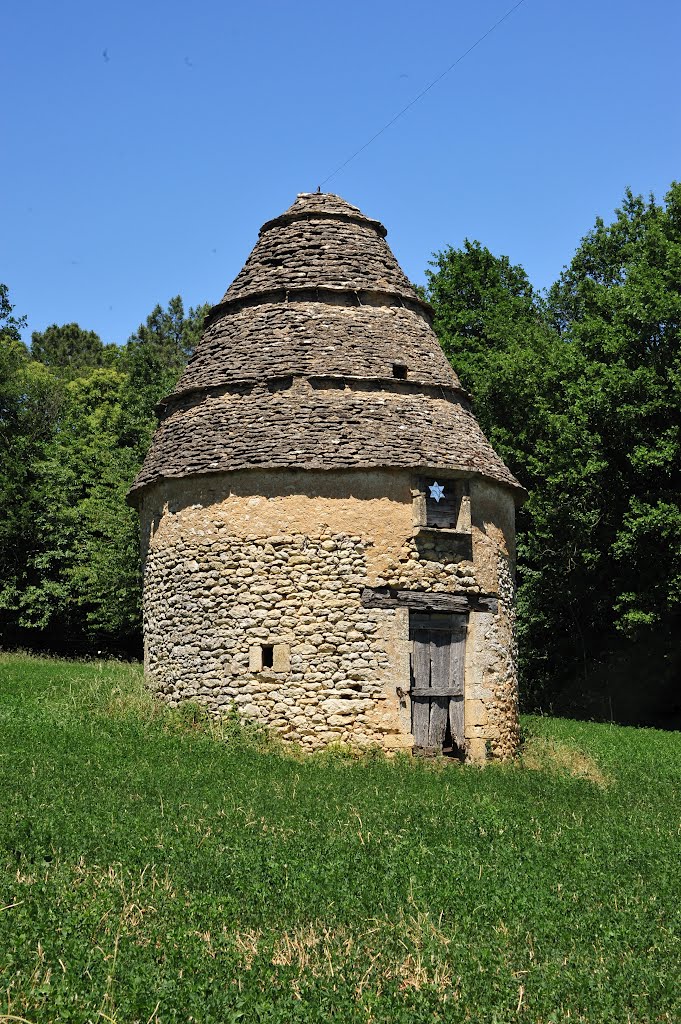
left=466, top=738, right=487, bottom=763
left=292, top=643, right=316, bottom=656
left=468, top=685, right=494, bottom=701
left=319, top=731, right=342, bottom=743
left=273, top=643, right=290, bottom=673
left=321, top=697, right=364, bottom=715
left=383, top=734, right=413, bottom=750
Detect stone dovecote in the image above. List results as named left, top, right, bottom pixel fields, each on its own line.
left=129, top=193, right=524, bottom=760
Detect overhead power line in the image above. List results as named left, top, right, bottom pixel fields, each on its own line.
left=318, top=0, right=527, bottom=190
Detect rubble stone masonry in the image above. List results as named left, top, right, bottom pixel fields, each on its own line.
left=140, top=469, right=518, bottom=759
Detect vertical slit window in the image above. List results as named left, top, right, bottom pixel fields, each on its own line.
left=262, top=644, right=274, bottom=669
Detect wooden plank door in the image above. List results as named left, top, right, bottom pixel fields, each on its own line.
left=410, top=611, right=466, bottom=753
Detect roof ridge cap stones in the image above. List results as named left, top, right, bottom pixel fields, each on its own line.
left=221, top=193, right=415, bottom=307
left=259, top=192, right=388, bottom=239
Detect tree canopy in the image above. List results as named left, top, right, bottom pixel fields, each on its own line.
left=30, top=323, right=119, bottom=374
left=0, top=294, right=207, bottom=654
left=426, top=184, right=681, bottom=723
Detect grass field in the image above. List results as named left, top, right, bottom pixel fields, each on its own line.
left=1, top=653, right=679, bottom=1023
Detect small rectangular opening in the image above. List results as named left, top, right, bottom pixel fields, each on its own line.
left=267, top=376, right=293, bottom=393
left=261, top=644, right=274, bottom=669
left=392, top=363, right=408, bottom=379
left=412, top=477, right=471, bottom=533
left=425, top=480, right=460, bottom=529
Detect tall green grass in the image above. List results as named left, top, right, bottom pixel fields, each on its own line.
left=1, top=653, right=679, bottom=1023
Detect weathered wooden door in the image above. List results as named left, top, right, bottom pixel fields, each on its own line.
left=410, top=611, right=466, bottom=754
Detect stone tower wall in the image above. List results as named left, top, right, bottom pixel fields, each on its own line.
left=130, top=193, right=524, bottom=760
left=140, top=468, right=519, bottom=759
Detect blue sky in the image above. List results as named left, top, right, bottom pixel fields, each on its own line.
left=3, top=0, right=680, bottom=346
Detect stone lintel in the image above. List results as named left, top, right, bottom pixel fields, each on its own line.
left=360, top=587, right=498, bottom=615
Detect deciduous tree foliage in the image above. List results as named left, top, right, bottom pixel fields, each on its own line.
left=548, top=187, right=681, bottom=643
left=0, top=294, right=207, bottom=654
left=1, top=289, right=65, bottom=641
left=427, top=186, right=681, bottom=722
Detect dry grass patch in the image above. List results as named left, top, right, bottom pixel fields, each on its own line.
left=231, top=910, right=459, bottom=999
left=521, top=735, right=610, bottom=787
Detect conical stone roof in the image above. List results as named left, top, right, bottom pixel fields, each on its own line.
left=128, top=193, right=523, bottom=501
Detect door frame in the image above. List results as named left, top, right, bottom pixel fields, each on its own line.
left=409, top=610, right=467, bottom=755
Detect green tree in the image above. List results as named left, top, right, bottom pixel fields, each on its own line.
left=547, top=185, right=681, bottom=691
left=0, top=294, right=208, bottom=651
left=120, top=295, right=209, bottom=461
left=426, top=189, right=681, bottom=722
left=27, top=369, right=142, bottom=643
left=122, top=295, right=206, bottom=373
left=31, top=322, right=119, bottom=375
left=0, top=287, right=66, bottom=643
left=0, top=283, right=27, bottom=347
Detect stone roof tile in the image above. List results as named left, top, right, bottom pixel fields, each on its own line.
left=175, top=302, right=463, bottom=394
left=222, top=214, right=415, bottom=304
left=129, top=193, right=524, bottom=502
left=133, top=383, right=521, bottom=491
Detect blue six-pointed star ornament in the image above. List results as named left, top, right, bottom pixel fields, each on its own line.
left=429, top=481, right=445, bottom=502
